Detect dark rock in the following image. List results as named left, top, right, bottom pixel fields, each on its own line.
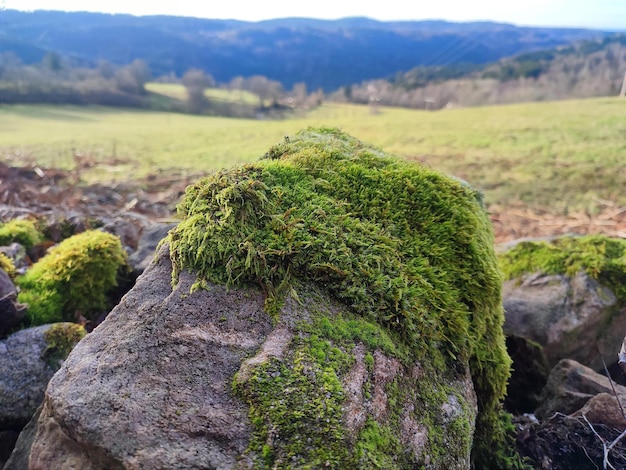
left=535, top=359, right=626, bottom=419
left=0, top=293, right=26, bottom=338
left=0, top=324, right=79, bottom=430
left=505, top=335, right=550, bottom=414
left=503, top=270, right=621, bottom=370
left=0, top=430, right=19, bottom=470
left=1, top=405, right=41, bottom=470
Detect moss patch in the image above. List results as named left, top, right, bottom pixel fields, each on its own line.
left=17, top=230, right=128, bottom=325
left=42, top=323, right=86, bottom=370
left=0, top=218, right=43, bottom=250
left=169, top=127, right=513, bottom=468
left=0, top=252, right=16, bottom=278
left=498, top=235, right=626, bottom=302
left=234, top=335, right=352, bottom=468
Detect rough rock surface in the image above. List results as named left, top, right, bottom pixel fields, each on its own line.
left=27, top=245, right=479, bottom=469
left=534, top=358, right=626, bottom=419
left=503, top=270, right=621, bottom=370
left=0, top=324, right=81, bottom=468
left=0, top=324, right=74, bottom=429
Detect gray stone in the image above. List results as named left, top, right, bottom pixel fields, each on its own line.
left=0, top=325, right=69, bottom=429
left=27, top=244, right=479, bottom=469
left=0, top=270, right=15, bottom=299
left=503, top=270, right=621, bottom=370
left=535, top=359, right=626, bottom=419
left=0, top=270, right=25, bottom=337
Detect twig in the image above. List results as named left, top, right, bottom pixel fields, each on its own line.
left=597, top=344, right=626, bottom=419
left=582, top=415, right=611, bottom=470
left=608, top=428, right=626, bottom=452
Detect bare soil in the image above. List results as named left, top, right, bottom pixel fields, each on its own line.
left=2, top=162, right=624, bottom=244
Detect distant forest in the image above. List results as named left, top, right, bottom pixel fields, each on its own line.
left=334, top=35, right=626, bottom=109
left=0, top=9, right=623, bottom=113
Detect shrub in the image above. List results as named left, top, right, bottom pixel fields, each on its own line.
left=0, top=219, right=43, bottom=249
left=18, top=230, right=128, bottom=325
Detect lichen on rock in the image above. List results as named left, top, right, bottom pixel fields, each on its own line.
left=168, top=127, right=513, bottom=468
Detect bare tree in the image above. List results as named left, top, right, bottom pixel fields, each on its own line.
left=182, top=68, right=215, bottom=113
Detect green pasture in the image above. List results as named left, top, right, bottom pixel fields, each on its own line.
left=145, top=82, right=260, bottom=104
left=0, top=97, right=624, bottom=214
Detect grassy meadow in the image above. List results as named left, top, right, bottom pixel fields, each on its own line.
left=145, top=83, right=260, bottom=105
left=0, top=97, right=624, bottom=215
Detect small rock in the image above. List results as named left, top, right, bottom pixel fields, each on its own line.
left=535, top=359, right=626, bottom=419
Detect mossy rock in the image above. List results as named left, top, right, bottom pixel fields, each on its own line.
left=168, top=127, right=515, bottom=468
left=0, top=218, right=43, bottom=250
left=499, top=235, right=626, bottom=370
left=17, top=230, right=128, bottom=325
left=498, top=234, right=626, bottom=302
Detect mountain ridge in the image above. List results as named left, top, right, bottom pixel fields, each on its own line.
left=0, top=9, right=611, bottom=91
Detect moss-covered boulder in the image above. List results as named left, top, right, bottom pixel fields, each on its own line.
left=26, top=128, right=515, bottom=469
left=17, top=230, right=128, bottom=326
left=170, top=127, right=513, bottom=467
left=0, top=219, right=43, bottom=251
left=500, top=235, right=626, bottom=370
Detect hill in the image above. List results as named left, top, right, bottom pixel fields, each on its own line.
left=0, top=9, right=610, bottom=91
left=340, top=34, right=626, bottom=108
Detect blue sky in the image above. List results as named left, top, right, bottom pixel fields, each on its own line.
left=3, top=0, right=625, bottom=30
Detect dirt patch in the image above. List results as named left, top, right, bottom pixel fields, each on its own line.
left=491, top=204, right=626, bottom=243
left=515, top=413, right=626, bottom=469
left=3, top=162, right=623, bottom=244
left=0, top=162, right=204, bottom=223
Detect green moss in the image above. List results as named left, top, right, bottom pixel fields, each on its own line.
left=355, top=419, right=406, bottom=469
left=498, top=234, right=626, bottom=302
left=42, top=323, right=86, bottom=369
left=234, top=336, right=351, bottom=468
left=0, top=218, right=43, bottom=249
left=17, top=230, right=128, bottom=325
left=169, top=127, right=513, bottom=468
left=0, top=252, right=16, bottom=278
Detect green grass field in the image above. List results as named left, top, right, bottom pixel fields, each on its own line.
left=145, top=82, right=260, bottom=105
left=0, top=97, right=624, bottom=215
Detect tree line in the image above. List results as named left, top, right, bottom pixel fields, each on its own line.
left=332, top=34, right=626, bottom=110
left=0, top=52, right=323, bottom=118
